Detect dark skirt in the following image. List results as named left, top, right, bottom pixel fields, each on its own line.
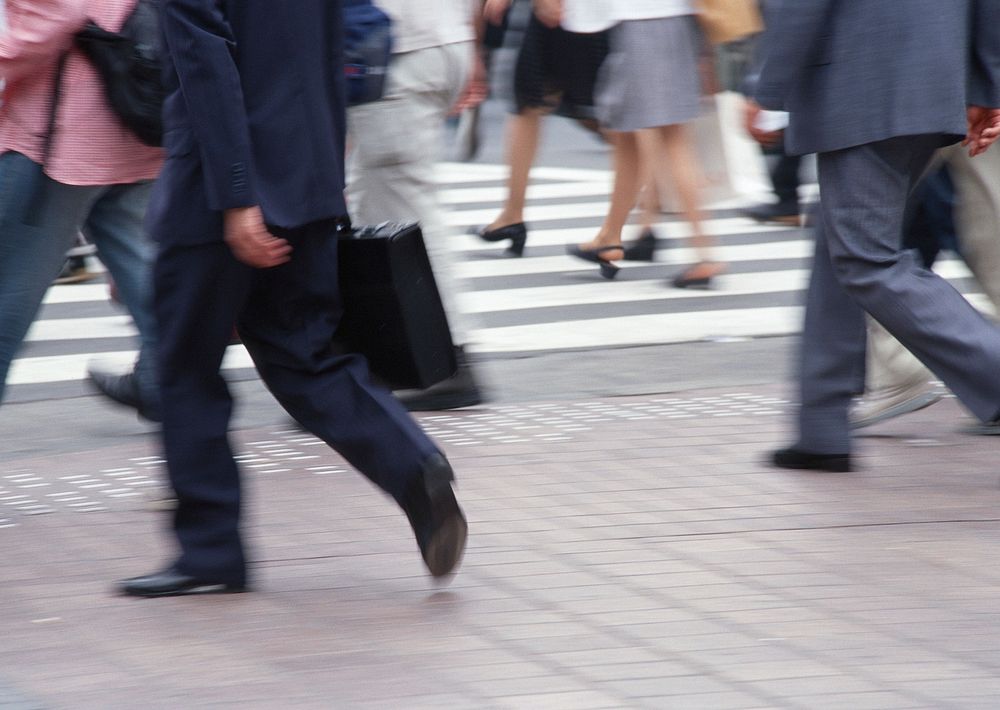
left=513, top=14, right=610, bottom=120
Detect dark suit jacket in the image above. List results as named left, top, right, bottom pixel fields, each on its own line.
left=754, top=0, right=1000, bottom=155
left=146, top=0, right=348, bottom=244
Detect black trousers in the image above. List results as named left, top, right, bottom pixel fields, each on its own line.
left=154, top=221, right=439, bottom=586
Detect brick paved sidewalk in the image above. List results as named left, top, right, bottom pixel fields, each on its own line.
left=3, top=384, right=1000, bottom=709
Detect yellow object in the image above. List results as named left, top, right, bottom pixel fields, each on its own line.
left=697, top=0, right=765, bottom=45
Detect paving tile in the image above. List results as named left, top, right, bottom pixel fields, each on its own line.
left=781, top=692, right=926, bottom=710
left=601, top=674, right=740, bottom=698
left=2, top=386, right=1000, bottom=707
left=494, top=690, right=625, bottom=710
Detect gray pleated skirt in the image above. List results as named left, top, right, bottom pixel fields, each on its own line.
left=596, top=15, right=702, bottom=132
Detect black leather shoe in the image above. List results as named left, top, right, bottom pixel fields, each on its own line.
left=395, top=346, right=485, bottom=411
left=771, top=447, right=851, bottom=472
left=88, top=369, right=161, bottom=423
left=118, top=567, right=247, bottom=598
left=745, top=202, right=802, bottom=226
left=401, top=454, right=467, bottom=579
left=469, top=222, right=527, bottom=256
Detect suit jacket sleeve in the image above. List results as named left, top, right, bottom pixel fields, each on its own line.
left=161, top=0, right=256, bottom=211
left=0, top=0, right=86, bottom=83
left=753, top=0, right=836, bottom=110
left=970, top=0, right=1000, bottom=107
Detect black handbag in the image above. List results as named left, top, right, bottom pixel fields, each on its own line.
left=74, top=0, right=165, bottom=146
left=333, top=222, right=457, bottom=390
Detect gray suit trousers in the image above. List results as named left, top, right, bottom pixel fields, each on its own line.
left=797, top=135, right=1000, bottom=453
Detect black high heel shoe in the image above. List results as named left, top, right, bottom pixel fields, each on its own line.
left=623, top=229, right=656, bottom=262
left=566, top=244, right=623, bottom=280
left=671, top=262, right=723, bottom=289
left=468, top=222, right=527, bottom=256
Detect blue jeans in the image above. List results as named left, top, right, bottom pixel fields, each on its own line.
left=0, top=151, right=158, bottom=410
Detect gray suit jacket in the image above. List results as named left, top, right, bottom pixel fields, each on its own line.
left=754, top=0, right=1000, bottom=155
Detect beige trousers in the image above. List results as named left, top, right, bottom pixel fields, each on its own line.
left=865, top=145, right=1000, bottom=393
left=347, top=42, right=474, bottom=343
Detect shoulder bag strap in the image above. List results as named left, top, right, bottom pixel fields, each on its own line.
left=26, top=51, right=69, bottom=226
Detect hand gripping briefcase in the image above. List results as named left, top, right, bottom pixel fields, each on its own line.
left=333, top=222, right=458, bottom=391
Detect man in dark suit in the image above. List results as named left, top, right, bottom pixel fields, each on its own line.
left=118, top=0, right=467, bottom=597
left=753, top=0, right=1000, bottom=471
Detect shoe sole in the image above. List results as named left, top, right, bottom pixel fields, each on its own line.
left=424, top=513, right=468, bottom=579
left=960, top=421, right=1000, bottom=436
left=402, top=393, right=483, bottom=412
left=748, top=214, right=802, bottom=226
left=54, top=271, right=99, bottom=285
left=120, top=583, right=247, bottom=598
left=773, top=456, right=851, bottom=473
left=421, top=460, right=468, bottom=579
left=850, top=390, right=943, bottom=429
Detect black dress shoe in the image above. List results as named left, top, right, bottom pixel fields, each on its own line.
left=118, top=567, right=247, bottom=598
left=771, top=447, right=852, bottom=472
left=88, top=369, right=161, bottom=423
left=745, top=202, right=802, bottom=225
left=401, top=454, right=467, bottom=579
left=671, top=262, right=722, bottom=289
left=395, top=346, right=485, bottom=411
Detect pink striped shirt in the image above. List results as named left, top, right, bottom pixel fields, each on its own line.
left=0, top=0, right=162, bottom=186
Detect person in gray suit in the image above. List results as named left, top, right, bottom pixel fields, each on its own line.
left=753, top=0, right=1000, bottom=471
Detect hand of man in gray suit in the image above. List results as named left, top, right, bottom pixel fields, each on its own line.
left=965, top=106, right=1000, bottom=157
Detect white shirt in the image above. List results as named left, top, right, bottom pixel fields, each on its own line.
left=614, top=0, right=695, bottom=20
left=374, top=0, right=476, bottom=54
left=561, top=0, right=614, bottom=33
left=565, top=0, right=695, bottom=31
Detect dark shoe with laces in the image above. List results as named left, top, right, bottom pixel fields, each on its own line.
left=87, top=369, right=161, bottom=423
left=771, top=447, right=851, bottom=472
left=53, top=255, right=98, bottom=285
left=745, top=202, right=802, bottom=226
left=118, top=566, right=247, bottom=598
left=401, top=454, right=467, bottom=579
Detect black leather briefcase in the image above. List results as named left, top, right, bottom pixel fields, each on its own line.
left=334, top=222, right=457, bottom=391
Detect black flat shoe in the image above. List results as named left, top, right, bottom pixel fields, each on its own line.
left=771, top=447, right=852, bottom=472
left=401, top=454, right=467, bottom=579
left=395, top=346, right=485, bottom=411
left=623, top=229, right=656, bottom=262
left=118, top=566, right=247, bottom=598
left=745, top=202, right=802, bottom=225
left=469, top=222, right=527, bottom=256
left=566, top=244, right=623, bottom=279
left=87, top=369, right=161, bottom=422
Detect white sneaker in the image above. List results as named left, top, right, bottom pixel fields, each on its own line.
left=850, top=379, right=944, bottom=429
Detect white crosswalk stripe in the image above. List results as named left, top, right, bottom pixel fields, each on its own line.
left=8, top=162, right=980, bottom=391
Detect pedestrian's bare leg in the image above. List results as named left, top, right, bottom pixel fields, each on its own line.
left=487, top=109, right=544, bottom=231
left=575, top=130, right=641, bottom=259
left=660, top=123, right=723, bottom=278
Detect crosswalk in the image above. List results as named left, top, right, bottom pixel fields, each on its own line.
left=8, top=161, right=982, bottom=392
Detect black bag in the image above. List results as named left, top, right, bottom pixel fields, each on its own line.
left=74, top=0, right=164, bottom=146
left=334, top=222, right=457, bottom=390
left=342, top=0, right=394, bottom=106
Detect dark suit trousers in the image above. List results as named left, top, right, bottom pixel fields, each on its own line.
left=771, top=152, right=803, bottom=208
left=796, top=135, right=1000, bottom=454
left=154, top=222, right=439, bottom=585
